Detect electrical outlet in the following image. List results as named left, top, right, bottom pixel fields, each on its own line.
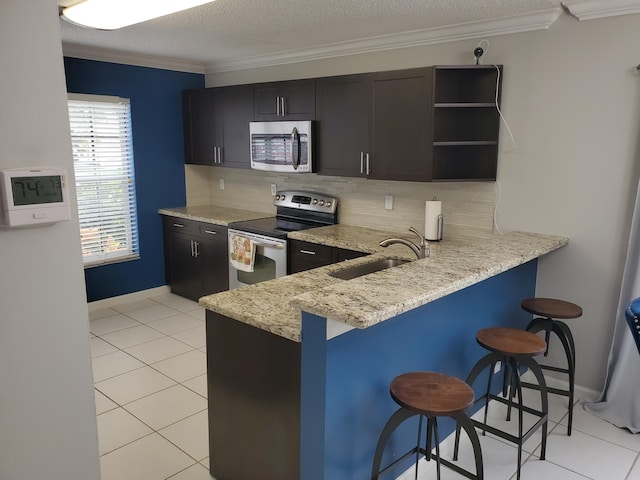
left=271, top=184, right=277, bottom=196
left=494, top=360, right=502, bottom=374
left=219, top=179, right=225, bottom=190
left=384, top=195, right=393, bottom=210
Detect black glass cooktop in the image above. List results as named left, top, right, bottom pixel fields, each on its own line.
left=228, top=216, right=327, bottom=240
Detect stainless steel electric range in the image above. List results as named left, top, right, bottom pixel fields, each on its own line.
left=227, top=190, right=338, bottom=289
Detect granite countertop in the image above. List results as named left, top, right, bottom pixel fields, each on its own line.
left=158, top=205, right=271, bottom=226
left=199, top=224, right=568, bottom=342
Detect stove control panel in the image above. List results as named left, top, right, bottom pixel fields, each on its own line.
left=274, top=190, right=338, bottom=214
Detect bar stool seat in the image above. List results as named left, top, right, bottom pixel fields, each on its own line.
left=521, top=297, right=582, bottom=435
left=456, top=327, right=549, bottom=480
left=372, top=371, right=483, bottom=480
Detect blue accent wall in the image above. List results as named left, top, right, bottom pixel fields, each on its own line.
left=300, top=260, right=538, bottom=480
left=63, top=58, right=204, bottom=301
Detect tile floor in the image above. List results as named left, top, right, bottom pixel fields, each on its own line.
left=90, top=292, right=640, bottom=480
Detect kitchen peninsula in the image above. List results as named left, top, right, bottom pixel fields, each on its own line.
left=199, top=224, right=567, bottom=480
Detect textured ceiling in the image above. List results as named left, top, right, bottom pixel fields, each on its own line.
left=59, top=0, right=563, bottom=68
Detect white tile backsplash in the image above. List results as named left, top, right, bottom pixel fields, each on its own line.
left=186, top=166, right=497, bottom=238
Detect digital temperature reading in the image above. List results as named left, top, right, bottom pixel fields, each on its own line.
left=0, top=167, right=71, bottom=227
left=11, top=175, right=64, bottom=205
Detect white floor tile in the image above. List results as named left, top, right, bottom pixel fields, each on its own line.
left=124, top=336, right=194, bottom=364
left=564, top=402, right=640, bottom=451
left=125, top=303, right=182, bottom=324
left=532, top=428, right=637, bottom=480
left=89, top=314, right=140, bottom=336
left=171, top=325, right=206, bottom=349
left=627, top=454, right=640, bottom=479
left=94, top=389, right=118, bottom=415
left=152, top=350, right=207, bottom=383
left=146, top=313, right=204, bottom=335
left=100, top=324, right=165, bottom=349
left=110, top=298, right=159, bottom=314
left=99, top=433, right=193, bottom=480
left=183, top=374, right=208, bottom=399
left=167, top=463, right=212, bottom=480
left=123, top=384, right=207, bottom=430
left=160, top=410, right=209, bottom=461
left=186, top=307, right=206, bottom=321
left=95, top=366, right=176, bottom=405
left=89, top=306, right=120, bottom=321
left=151, top=293, right=202, bottom=313
left=97, top=407, right=153, bottom=456
left=90, top=336, right=118, bottom=358
left=517, top=457, right=592, bottom=479
left=92, top=350, right=145, bottom=383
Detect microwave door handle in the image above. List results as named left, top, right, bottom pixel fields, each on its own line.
left=291, top=127, right=300, bottom=170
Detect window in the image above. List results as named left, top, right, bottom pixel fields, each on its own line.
left=67, top=94, right=139, bottom=267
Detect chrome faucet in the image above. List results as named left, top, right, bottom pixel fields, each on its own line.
left=379, top=227, right=429, bottom=259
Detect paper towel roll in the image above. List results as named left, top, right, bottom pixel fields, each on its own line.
left=425, top=200, right=442, bottom=241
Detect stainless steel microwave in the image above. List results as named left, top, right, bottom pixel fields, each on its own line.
left=249, top=121, right=313, bottom=173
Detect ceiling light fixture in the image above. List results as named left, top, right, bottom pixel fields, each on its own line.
left=60, top=0, right=216, bottom=30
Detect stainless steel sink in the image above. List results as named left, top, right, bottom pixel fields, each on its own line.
left=329, top=258, right=411, bottom=280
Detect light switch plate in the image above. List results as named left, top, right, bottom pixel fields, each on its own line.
left=271, top=184, right=277, bottom=196
left=219, top=179, right=225, bottom=190
left=385, top=195, right=393, bottom=210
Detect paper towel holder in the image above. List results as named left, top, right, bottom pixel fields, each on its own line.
left=426, top=196, right=444, bottom=242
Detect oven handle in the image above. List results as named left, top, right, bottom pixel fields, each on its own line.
left=253, top=241, right=285, bottom=249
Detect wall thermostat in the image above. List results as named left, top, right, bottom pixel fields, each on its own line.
left=0, top=167, right=71, bottom=227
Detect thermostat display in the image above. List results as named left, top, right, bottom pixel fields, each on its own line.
left=0, top=168, right=71, bottom=227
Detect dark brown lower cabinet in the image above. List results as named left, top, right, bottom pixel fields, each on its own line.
left=162, top=216, right=228, bottom=301
left=287, top=239, right=368, bottom=274
left=207, top=311, right=301, bottom=480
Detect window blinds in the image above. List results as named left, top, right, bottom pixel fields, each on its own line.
left=67, top=94, right=140, bottom=267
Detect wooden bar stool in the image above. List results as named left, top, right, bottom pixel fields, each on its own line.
left=371, top=371, right=483, bottom=480
left=455, top=328, right=549, bottom=480
left=521, top=297, right=582, bottom=435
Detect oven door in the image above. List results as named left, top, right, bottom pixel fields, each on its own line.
left=249, top=121, right=312, bottom=173
left=228, top=229, right=287, bottom=290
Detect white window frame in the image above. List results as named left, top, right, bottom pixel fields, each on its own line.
left=67, top=93, right=140, bottom=268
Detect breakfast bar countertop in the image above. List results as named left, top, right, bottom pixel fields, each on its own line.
left=158, top=205, right=271, bottom=226
left=199, top=224, right=568, bottom=342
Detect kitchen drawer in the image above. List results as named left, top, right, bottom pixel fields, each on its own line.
left=289, top=240, right=333, bottom=263
left=198, top=223, right=226, bottom=240
left=164, top=216, right=200, bottom=235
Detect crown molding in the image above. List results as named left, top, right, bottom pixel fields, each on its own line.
left=562, top=0, right=640, bottom=20
left=61, top=42, right=207, bottom=74
left=205, top=8, right=562, bottom=74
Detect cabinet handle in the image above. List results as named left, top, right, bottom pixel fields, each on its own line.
left=212, top=146, right=216, bottom=164
left=190, top=239, right=195, bottom=256
left=276, top=97, right=280, bottom=116
left=299, top=250, right=316, bottom=255
left=204, top=230, right=217, bottom=235
left=173, top=223, right=184, bottom=228
left=366, top=153, right=371, bottom=175
left=360, top=152, right=364, bottom=174
left=280, top=96, right=286, bottom=117
left=193, top=241, right=200, bottom=258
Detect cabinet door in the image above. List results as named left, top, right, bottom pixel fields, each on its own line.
left=169, top=232, right=202, bottom=301
left=334, top=247, right=368, bottom=262
left=183, top=89, right=223, bottom=165
left=369, top=69, right=433, bottom=181
left=199, top=227, right=229, bottom=296
left=220, top=85, right=253, bottom=169
left=254, top=79, right=315, bottom=121
left=315, top=74, right=371, bottom=177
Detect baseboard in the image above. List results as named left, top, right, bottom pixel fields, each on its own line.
left=87, top=285, right=171, bottom=311
left=520, top=369, right=601, bottom=403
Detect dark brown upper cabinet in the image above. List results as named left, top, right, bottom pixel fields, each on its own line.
left=183, top=84, right=254, bottom=168
left=315, top=68, right=432, bottom=181
left=254, top=79, right=316, bottom=121
left=315, top=65, right=502, bottom=182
